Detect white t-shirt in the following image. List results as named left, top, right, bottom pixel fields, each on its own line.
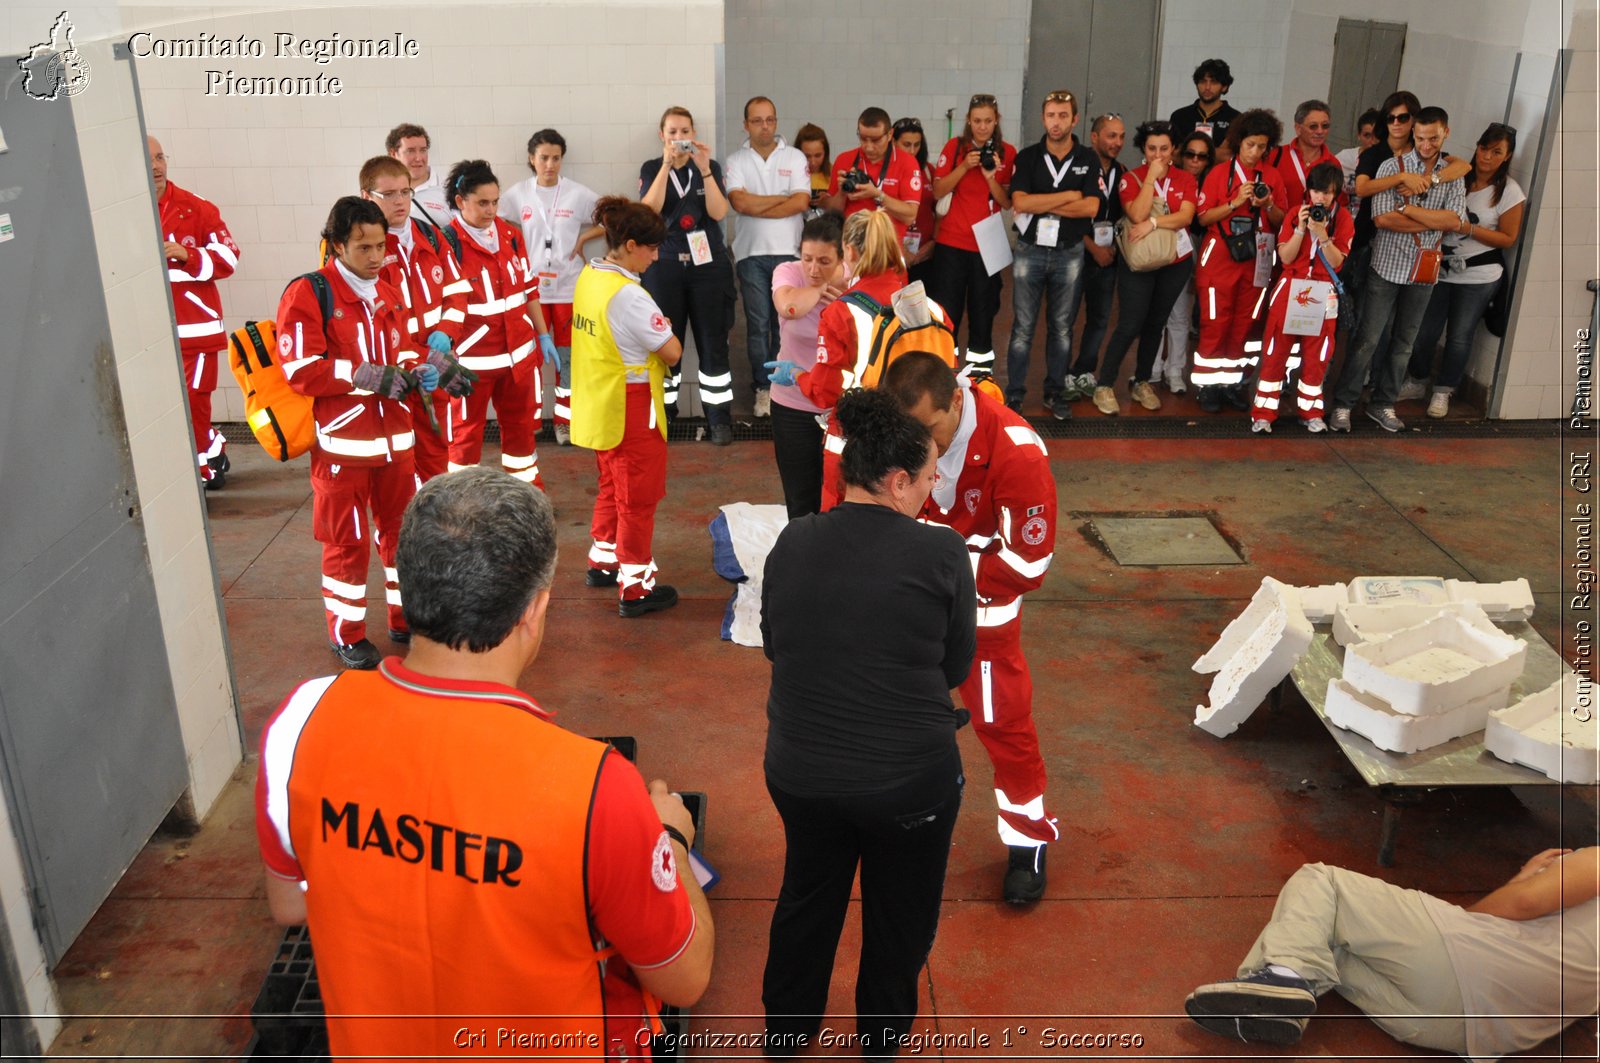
left=501, top=176, right=602, bottom=304
left=589, top=260, right=674, bottom=376
left=1446, top=178, right=1525, bottom=285
left=410, top=166, right=453, bottom=229
left=723, top=138, right=811, bottom=259
left=1335, top=147, right=1362, bottom=204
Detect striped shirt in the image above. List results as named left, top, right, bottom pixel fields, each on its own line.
left=1369, top=150, right=1467, bottom=285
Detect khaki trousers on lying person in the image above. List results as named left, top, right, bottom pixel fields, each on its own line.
left=1240, top=862, right=1469, bottom=1055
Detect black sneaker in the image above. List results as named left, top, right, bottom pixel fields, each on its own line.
left=331, top=639, right=381, bottom=670
left=585, top=567, right=618, bottom=588
left=1223, top=383, right=1252, bottom=411
left=203, top=469, right=226, bottom=491
left=387, top=628, right=411, bottom=644
left=1197, top=386, right=1225, bottom=414
left=620, top=584, right=678, bottom=618
left=708, top=424, right=733, bottom=446
left=1002, top=844, right=1047, bottom=904
left=208, top=451, right=231, bottom=476
left=1005, top=397, right=1025, bottom=415
left=1051, top=395, right=1074, bottom=421
left=1185, top=966, right=1317, bottom=1045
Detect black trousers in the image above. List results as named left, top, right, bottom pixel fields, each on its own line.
left=929, top=244, right=1003, bottom=355
left=1098, top=257, right=1194, bottom=386
left=771, top=401, right=824, bottom=520
left=1069, top=252, right=1118, bottom=376
left=763, top=747, right=963, bottom=1059
left=642, top=251, right=736, bottom=425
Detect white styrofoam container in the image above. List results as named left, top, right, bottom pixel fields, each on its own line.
left=1347, top=576, right=1450, bottom=606
left=1485, top=673, right=1600, bottom=784
left=1194, top=579, right=1314, bottom=738
left=1445, top=577, right=1536, bottom=621
left=1324, top=678, right=1506, bottom=753
left=1295, top=582, right=1348, bottom=623
left=1331, top=601, right=1498, bottom=647
left=1342, top=614, right=1526, bottom=717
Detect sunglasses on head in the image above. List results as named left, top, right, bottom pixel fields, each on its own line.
left=1386, top=111, right=1413, bottom=124
left=893, top=118, right=923, bottom=134
left=1044, top=91, right=1076, bottom=105
left=970, top=93, right=998, bottom=107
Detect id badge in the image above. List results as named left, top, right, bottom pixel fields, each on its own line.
left=1175, top=227, right=1193, bottom=258
left=1195, top=122, right=1214, bottom=139
left=1253, top=232, right=1273, bottom=287
left=687, top=229, right=713, bottom=266
left=1035, top=216, right=1060, bottom=248
left=1325, top=291, right=1339, bottom=321
left=903, top=232, right=922, bottom=256
left=1093, top=220, right=1114, bottom=247
left=538, top=270, right=559, bottom=288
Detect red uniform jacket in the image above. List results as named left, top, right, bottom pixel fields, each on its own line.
left=159, top=181, right=240, bottom=355
left=919, top=386, right=1056, bottom=627
left=276, top=263, right=418, bottom=468
left=801, top=269, right=955, bottom=412
left=1268, top=140, right=1344, bottom=211
left=383, top=219, right=471, bottom=344
left=448, top=217, right=541, bottom=375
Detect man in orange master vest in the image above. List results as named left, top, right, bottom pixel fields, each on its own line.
left=255, top=467, right=713, bottom=1059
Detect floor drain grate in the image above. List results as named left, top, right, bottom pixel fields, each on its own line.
left=1088, top=513, right=1244, bottom=566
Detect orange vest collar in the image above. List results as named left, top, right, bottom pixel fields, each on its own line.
left=378, top=657, right=552, bottom=719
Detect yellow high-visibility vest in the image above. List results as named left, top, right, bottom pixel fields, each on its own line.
left=569, top=264, right=667, bottom=450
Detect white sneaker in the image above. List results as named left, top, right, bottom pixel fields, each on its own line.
left=554, top=423, right=571, bottom=446
left=1397, top=377, right=1428, bottom=402
left=1305, top=418, right=1327, bottom=433
left=1076, top=372, right=1098, bottom=395
left=1251, top=419, right=1272, bottom=434
left=753, top=388, right=772, bottom=418
left=1166, top=374, right=1187, bottom=395
left=1426, top=391, right=1450, bottom=419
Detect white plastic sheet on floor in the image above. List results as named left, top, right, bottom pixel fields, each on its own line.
left=707, top=503, right=789, bottom=647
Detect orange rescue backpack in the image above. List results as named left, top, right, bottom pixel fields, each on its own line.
left=841, top=290, right=1003, bottom=402
left=227, top=272, right=332, bottom=462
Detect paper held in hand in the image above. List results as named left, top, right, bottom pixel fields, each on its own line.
left=972, top=212, right=1014, bottom=277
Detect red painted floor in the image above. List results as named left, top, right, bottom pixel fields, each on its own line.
left=46, top=424, right=1596, bottom=1061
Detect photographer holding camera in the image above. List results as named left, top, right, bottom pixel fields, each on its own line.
left=824, top=106, right=922, bottom=238
left=930, top=93, right=1017, bottom=381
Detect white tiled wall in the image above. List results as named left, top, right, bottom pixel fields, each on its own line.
left=723, top=0, right=1030, bottom=167
left=1155, top=0, right=1292, bottom=122
left=0, top=784, right=61, bottom=1051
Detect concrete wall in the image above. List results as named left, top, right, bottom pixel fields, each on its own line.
left=1154, top=0, right=1292, bottom=121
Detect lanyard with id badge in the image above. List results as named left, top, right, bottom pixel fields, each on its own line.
left=1092, top=162, right=1119, bottom=248
left=669, top=167, right=715, bottom=266
left=531, top=183, right=563, bottom=292
left=1033, top=150, right=1080, bottom=248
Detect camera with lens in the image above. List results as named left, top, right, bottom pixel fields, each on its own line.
left=672, top=139, right=695, bottom=154
left=840, top=168, right=874, bottom=193
left=979, top=141, right=997, bottom=172
left=1252, top=180, right=1270, bottom=200
left=1308, top=204, right=1328, bottom=224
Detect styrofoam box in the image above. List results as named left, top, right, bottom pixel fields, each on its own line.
left=1325, top=677, right=1507, bottom=754
left=1342, top=614, right=1526, bottom=717
left=1445, top=577, right=1535, bottom=621
left=1331, top=601, right=1498, bottom=647
left=1348, top=577, right=1450, bottom=606
left=1295, top=582, right=1348, bottom=624
left=1485, top=673, right=1600, bottom=784
left=1194, top=578, right=1314, bottom=738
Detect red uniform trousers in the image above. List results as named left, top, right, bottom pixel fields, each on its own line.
left=182, top=349, right=226, bottom=481
left=310, top=453, right=416, bottom=646
left=444, top=362, right=544, bottom=488
left=1252, top=278, right=1338, bottom=423
left=958, top=611, right=1060, bottom=846
left=588, top=386, right=667, bottom=603
left=406, top=393, right=450, bottom=483
left=819, top=427, right=844, bottom=512
left=547, top=303, right=574, bottom=427
left=1193, top=249, right=1269, bottom=387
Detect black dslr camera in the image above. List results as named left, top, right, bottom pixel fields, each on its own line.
left=979, top=141, right=997, bottom=171
left=840, top=168, right=874, bottom=193
left=1308, top=204, right=1328, bottom=224
left=1252, top=180, right=1270, bottom=200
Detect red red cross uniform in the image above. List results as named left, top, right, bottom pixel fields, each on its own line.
left=1254, top=206, right=1354, bottom=423
left=380, top=220, right=471, bottom=483
left=1193, top=162, right=1288, bottom=387
left=159, top=182, right=239, bottom=482
left=920, top=385, right=1060, bottom=847
left=444, top=218, right=545, bottom=488
left=277, top=263, right=419, bottom=646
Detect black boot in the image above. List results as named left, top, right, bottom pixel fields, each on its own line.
left=1002, top=844, right=1047, bottom=904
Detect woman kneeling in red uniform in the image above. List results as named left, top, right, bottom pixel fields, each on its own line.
left=278, top=198, right=436, bottom=669
left=1252, top=162, right=1351, bottom=432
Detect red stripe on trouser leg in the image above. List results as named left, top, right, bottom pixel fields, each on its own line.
left=187, top=386, right=215, bottom=479
left=408, top=392, right=450, bottom=483
left=498, top=364, right=544, bottom=489
left=590, top=387, right=666, bottom=601
left=183, top=350, right=221, bottom=481
left=447, top=363, right=541, bottom=471
left=1193, top=255, right=1258, bottom=385
left=819, top=427, right=844, bottom=512
left=311, top=456, right=416, bottom=644
left=958, top=618, right=1059, bottom=845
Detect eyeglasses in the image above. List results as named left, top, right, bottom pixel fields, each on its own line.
left=1044, top=91, right=1076, bottom=105
left=1182, top=150, right=1210, bottom=160
left=746, top=116, right=777, bottom=126
left=367, top=188, right=415, bottom=202
left=970, top=93, right=998, bottom=107
left=1302, top=122, right=1332, bottom=131
left=1386, top=112, right=1413, bottom=124
left=152, top=154, right=170, bottom=163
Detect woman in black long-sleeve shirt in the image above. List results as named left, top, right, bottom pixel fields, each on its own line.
left=759, top=388, right=976, bottom=1059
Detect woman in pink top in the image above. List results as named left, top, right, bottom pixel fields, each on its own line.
left=769, top=212, right=847, bottom=518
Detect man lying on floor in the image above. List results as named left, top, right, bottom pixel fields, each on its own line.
left=1185, top=846, right=1598, bottom=1060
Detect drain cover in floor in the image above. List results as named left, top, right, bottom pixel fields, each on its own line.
left=1092, top=515, right=1243, bottom=566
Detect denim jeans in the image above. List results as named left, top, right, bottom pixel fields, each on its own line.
left=1006, top=241, right=1085, bottom=404
left=736, top=253, right=794, bottom=392
left=1332, top=268, right=1436, bottom=409
left=1405, top=279, right=1498, bottom=392
left=1068, top=251, right=1117, bottom=377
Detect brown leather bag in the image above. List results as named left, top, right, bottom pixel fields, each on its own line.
left=1409, top=232, right=1441, bottom=285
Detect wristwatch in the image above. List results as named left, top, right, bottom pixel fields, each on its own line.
left=1430, top=172, right=1441, bottom=187
left=1398, top=203, right=1410, bottom=216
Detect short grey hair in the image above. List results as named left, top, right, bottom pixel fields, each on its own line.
left=397, top=468, right=557, bottom=652
left=1295, top=99, right=1331, bottom=126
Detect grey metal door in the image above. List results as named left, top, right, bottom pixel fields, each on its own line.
left=1327, top=19, right=1407, bottom=151
left=0, top=53, right=190, bottom=965
left=1023, top=0, right=1160, bottom=165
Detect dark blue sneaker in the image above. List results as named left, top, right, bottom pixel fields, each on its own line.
left=1185, top=966, right=1316, bottom=1045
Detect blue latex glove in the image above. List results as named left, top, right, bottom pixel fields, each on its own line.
left=539, top=333, right=560, bottom=371
left=427, top=330, right=453, bottom=357
left=413, top=363, right=440, bottom=395
left=764, top=360, right=801, bottom=388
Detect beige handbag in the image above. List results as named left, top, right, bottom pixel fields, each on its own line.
left=1115, top=174, right=1178, bottom=272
